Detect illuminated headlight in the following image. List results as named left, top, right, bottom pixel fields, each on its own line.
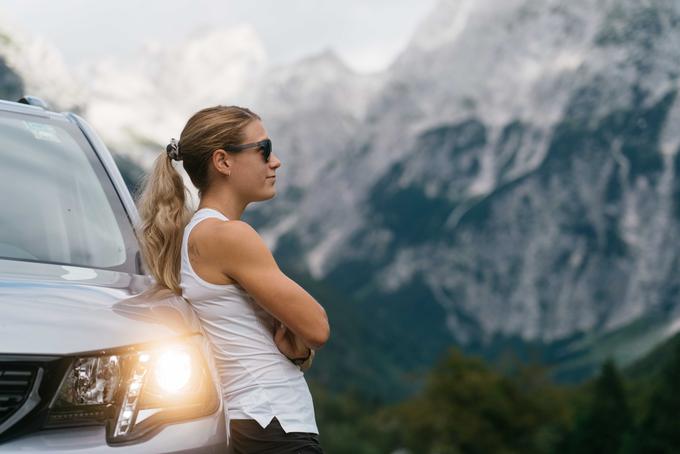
left=154, top=350, right=192, bottom=393
left=47, top=336, right=219, bottom=444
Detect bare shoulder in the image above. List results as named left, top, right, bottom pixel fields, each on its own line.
left=195, top=219, right=274, bottom=271
left=214, top=220, right=266, bottom=250
left=192, top=219, right=257, bottom=243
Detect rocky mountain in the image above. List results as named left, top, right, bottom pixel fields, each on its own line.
left=252, top=0, right=680, bottom=386
left=4, top=0, right=680, bottom=394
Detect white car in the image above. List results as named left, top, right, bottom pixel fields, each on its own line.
left=0, top=97, right=227, bottom=452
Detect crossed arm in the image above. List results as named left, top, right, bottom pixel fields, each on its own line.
left=202, top=220, right=330, bottom=358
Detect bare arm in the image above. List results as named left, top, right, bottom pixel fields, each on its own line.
left=274, top=323, right=315, bottom=371
left=207, top=221, right=330, bottom=349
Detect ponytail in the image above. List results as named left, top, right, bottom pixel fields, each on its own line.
left=137, top=152, right=191, bottom=294
left=136, top=105, right=261, bottom=293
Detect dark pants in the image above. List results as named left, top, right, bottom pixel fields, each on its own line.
left=228, top=418, right=323, bottom=454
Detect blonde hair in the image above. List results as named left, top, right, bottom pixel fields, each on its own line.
left=137, top=105, right=261, bottom=293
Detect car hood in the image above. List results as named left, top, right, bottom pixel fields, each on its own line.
left=0, top=259, right=203, bottom=355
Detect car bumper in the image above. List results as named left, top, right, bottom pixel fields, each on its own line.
left=0, top=411, right=227, bottom=453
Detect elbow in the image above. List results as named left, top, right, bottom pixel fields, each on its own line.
left=306, top=319, right=330, bottom=350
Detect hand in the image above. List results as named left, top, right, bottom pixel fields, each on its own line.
left=274, top=323, right=310, bottom=361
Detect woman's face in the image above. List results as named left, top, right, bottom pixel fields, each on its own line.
left=228, top=120, right=281, bottom=202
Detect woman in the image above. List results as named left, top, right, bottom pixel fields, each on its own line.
left=137, top=105, right=329, bottom=453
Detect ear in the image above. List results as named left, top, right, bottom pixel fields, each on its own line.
left=212, top=149, right=232, bottom=176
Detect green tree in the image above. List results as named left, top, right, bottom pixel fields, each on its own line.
left=312, top=384, right=396, bottom=454
left=565, top=360, right=632, bottom=454
left=392, top=349, right=567, bottom=454
left=634, top=342, right=680, bottom=453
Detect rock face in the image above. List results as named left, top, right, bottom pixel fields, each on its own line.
left=249, top=0, right=680, bottom=384
left=4, top=0, right=680, bottom=391
left=352, top=0, right=680, bottom=343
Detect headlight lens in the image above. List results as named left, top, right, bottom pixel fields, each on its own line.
left=46, top=336, right=219, bottom=444
left=154, top=350, right=192, bottom=393
left=54, top=355, right=121, bottom=405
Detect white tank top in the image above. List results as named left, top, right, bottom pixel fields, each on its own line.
left=179, top=208, right=318, bottom=434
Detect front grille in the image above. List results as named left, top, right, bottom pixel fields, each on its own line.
left=0, top=366, right=37, bottom=426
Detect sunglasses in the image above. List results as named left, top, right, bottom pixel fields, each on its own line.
left=223, top=138, right=272, bottom=162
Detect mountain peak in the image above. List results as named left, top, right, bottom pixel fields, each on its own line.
left=299, top=48, right=350, bottom=71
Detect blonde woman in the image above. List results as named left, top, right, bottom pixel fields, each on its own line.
left=137, top=106, right=329, bottom=453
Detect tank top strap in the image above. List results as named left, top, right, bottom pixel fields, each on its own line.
left=183, top=208, right=230, bottom=255
left=189, top=208, right=229, bottom=226
left=181, top=208, right=232, bottom=291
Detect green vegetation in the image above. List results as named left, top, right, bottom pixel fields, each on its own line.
left=312, top=332, right=680, bottom=454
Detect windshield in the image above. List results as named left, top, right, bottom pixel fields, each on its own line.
left=0, top=110, right=139, bottom=273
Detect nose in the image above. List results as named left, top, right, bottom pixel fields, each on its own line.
left=269, top=152, right=282, bottom=170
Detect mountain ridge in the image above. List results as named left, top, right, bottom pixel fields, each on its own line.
left=3, top=0, right=680, bottom=395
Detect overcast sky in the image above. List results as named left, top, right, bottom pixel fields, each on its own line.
left=0, top=0, right=438, bottom=73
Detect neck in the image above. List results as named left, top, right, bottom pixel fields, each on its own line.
left=198, top=188, right=248, bottom=221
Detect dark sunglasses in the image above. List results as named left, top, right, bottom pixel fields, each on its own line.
left=223, top=138, right=272, bottom=162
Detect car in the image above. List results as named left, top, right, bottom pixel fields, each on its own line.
left=0, top=96, right=228, bottom=452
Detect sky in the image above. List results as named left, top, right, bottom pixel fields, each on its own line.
left=0, top=0, right=438, bottom=73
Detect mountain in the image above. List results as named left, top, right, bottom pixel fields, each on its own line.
left=4, top=0, right=680, bottom=396
left=249, top=0, right=680, bottom=389
left=626, top=327, right=680, bottom=381
left=255, top=49, right=382, bottom=191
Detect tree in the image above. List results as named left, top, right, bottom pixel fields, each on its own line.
left=393, top=348, right=567, bottom=454
left=565, top=360, right=632, bottom=454
left=634, top=342, right=680, bottom=453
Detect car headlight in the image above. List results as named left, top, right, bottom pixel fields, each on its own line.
left=46, top=335, right=220, bottom=444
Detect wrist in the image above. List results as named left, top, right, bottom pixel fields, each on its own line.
left=291, top=348, right=311, bottom=366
